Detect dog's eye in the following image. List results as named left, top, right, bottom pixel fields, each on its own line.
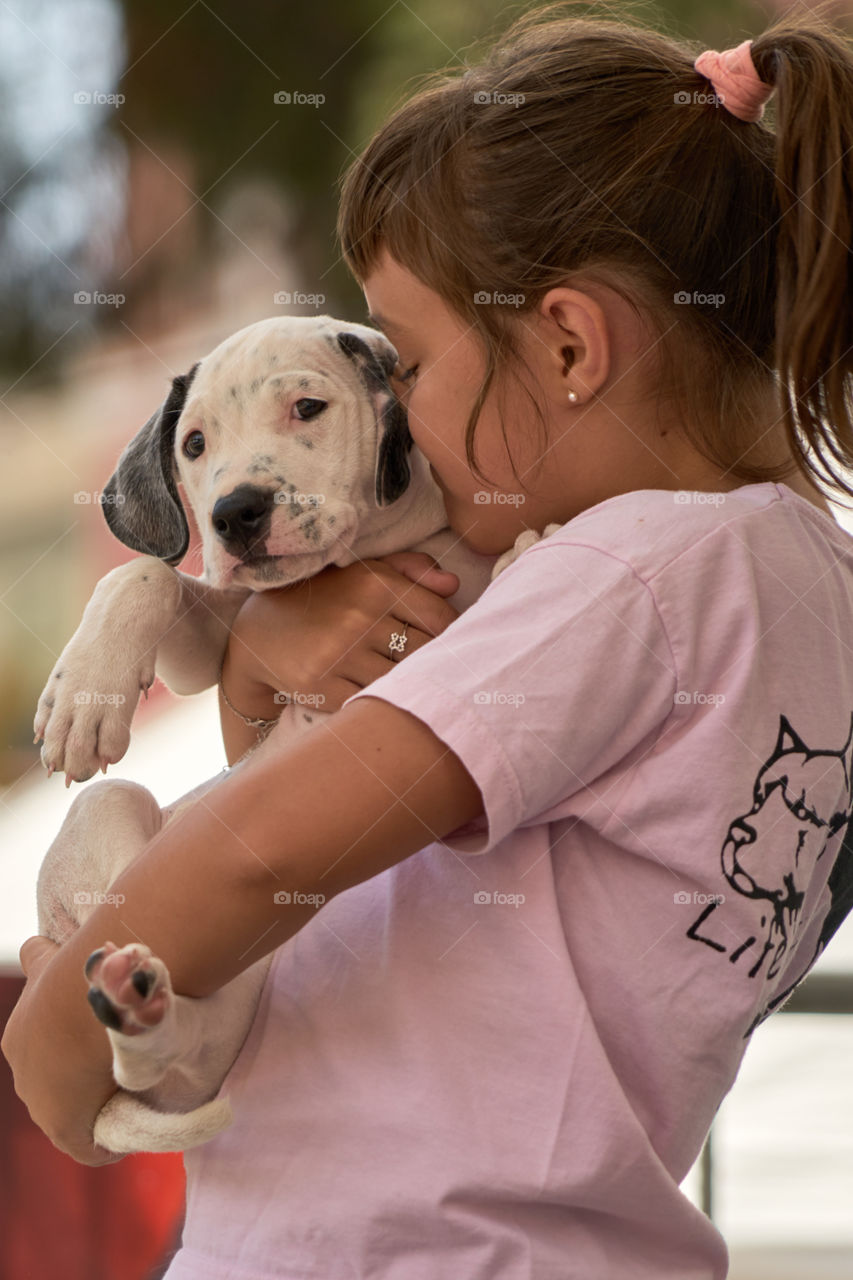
left=182, top=430, right=206, bottom=459
left=294, top=398, right=327, bottom=420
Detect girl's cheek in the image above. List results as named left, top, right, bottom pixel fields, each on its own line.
left=405, top=384, right=466, bottom=481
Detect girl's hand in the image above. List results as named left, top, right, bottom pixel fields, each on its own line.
left=220, top=553, right=461, bottom=731
left=1, top=935, right=123, bottom=1166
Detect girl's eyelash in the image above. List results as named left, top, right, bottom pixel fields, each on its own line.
left=394, top=363, right=419, bottom=383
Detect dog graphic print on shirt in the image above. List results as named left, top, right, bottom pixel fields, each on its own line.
left=685, top=712, right=853, bottom=1036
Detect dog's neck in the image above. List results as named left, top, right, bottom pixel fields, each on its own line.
left=336, top=454, right=450, bottom=564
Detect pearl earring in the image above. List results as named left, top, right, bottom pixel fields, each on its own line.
left=567, top=389, right=579, bottom=404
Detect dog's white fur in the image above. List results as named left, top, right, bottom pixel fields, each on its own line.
left=33, top=315, right=557, bottom=1153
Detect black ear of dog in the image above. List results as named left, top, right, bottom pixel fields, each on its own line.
left=336, top=331, right=414, bottom=506
left=101, top=364, right=199, bottom=563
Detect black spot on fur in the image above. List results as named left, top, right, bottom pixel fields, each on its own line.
left=302, top=515, right=321, bottom=544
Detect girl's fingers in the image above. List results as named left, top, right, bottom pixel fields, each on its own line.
left=367, top=561, right=461, bottom=640
left=378, top=551, right=460, bottom=596
left=371, top=618, right=434, bottom=664
left=19, top=935, right=60, bottom=979
left=326, top=614, right=442, bottom=704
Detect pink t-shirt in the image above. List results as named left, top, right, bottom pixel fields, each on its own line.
left=164, top=482, right=853, bottom=1280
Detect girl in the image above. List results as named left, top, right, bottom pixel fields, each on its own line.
left=7, top=4, right=853, bottom=1276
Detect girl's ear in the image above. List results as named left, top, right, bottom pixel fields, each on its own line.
left=539, top=288, right=612, bottom=401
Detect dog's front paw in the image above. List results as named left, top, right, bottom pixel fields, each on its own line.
left=33, top=647, right=153, bottom=787
left=85, top=941, right=172, bottom=1037
left=491, top=525, right=563, bottom=581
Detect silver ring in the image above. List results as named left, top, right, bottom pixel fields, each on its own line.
left=388, top=620, right=410, bottom=660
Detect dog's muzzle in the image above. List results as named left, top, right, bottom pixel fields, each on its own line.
left=212, top=483, right=276, bottom=557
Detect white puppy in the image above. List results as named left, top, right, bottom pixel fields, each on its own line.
left=33, top=315, right=558, bottom=1153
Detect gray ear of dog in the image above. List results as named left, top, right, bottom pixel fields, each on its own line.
left=336, top=332, right=413, bottom=506
left=101, top=364, right=199, bottom=563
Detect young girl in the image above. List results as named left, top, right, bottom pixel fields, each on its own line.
left=7, top=4, right=853, bottom=1276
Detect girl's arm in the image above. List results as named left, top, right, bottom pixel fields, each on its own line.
left=1, top=694, right=483, bottom=1164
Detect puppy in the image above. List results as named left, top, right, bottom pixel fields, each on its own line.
left=33, top=315, right=558, bottom=1153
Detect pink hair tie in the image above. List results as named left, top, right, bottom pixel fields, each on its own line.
left=693, top=38, right=774, bottom=122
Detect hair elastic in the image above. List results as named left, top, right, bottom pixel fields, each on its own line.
left=693, top=38, right=774, bottom=122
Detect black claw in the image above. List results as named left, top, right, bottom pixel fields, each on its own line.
left=87, top=986, right=123, bottom=1031
left=84, top=948, right=105, bottom=979
left=132, top=969, right=153, bottom=999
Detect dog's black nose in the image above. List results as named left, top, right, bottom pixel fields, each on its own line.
left=212, top=484, right=276, bottom=550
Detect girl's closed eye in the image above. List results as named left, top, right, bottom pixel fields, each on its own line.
left=393, top=362, right=419, bottom=384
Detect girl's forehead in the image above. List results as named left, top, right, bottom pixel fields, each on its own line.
left=363, top=258, right=468, bottom=342
left=362, top=252, right=419, bottom=310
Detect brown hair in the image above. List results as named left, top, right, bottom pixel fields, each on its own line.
left=336, top=1, right=853, bottom=505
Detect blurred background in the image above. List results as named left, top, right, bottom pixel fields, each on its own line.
left=2, top=1, right=853, bottom=1278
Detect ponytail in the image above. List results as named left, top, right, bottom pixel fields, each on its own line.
left=752, top=12, right=853, bottom=501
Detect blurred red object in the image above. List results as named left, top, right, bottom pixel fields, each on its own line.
left=0, top=973, right=185, bottom=1280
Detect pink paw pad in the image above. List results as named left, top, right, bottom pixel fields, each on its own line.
left=84, top=940, right=169, bottom=1035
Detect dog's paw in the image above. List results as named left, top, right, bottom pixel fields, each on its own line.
left=33, top=650, right=154, bottom=787
left=491, top=525, right=562, bottom=581
left=85, top=941, right=172, bottom=1037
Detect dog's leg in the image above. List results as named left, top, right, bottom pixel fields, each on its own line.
left=34, top=557, right=250, bottom=783
left=37, top=777, right=166, bottom=945
left=84, top=760, right=271, bottom=1114
left=153, top=568, right=251, bottom=696
left=84, top=941, right=270, bottom=1112
left=38, top=765, right=270, bottom=1146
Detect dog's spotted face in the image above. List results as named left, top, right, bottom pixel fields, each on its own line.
left=101, top=316, right=417, bottom=588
